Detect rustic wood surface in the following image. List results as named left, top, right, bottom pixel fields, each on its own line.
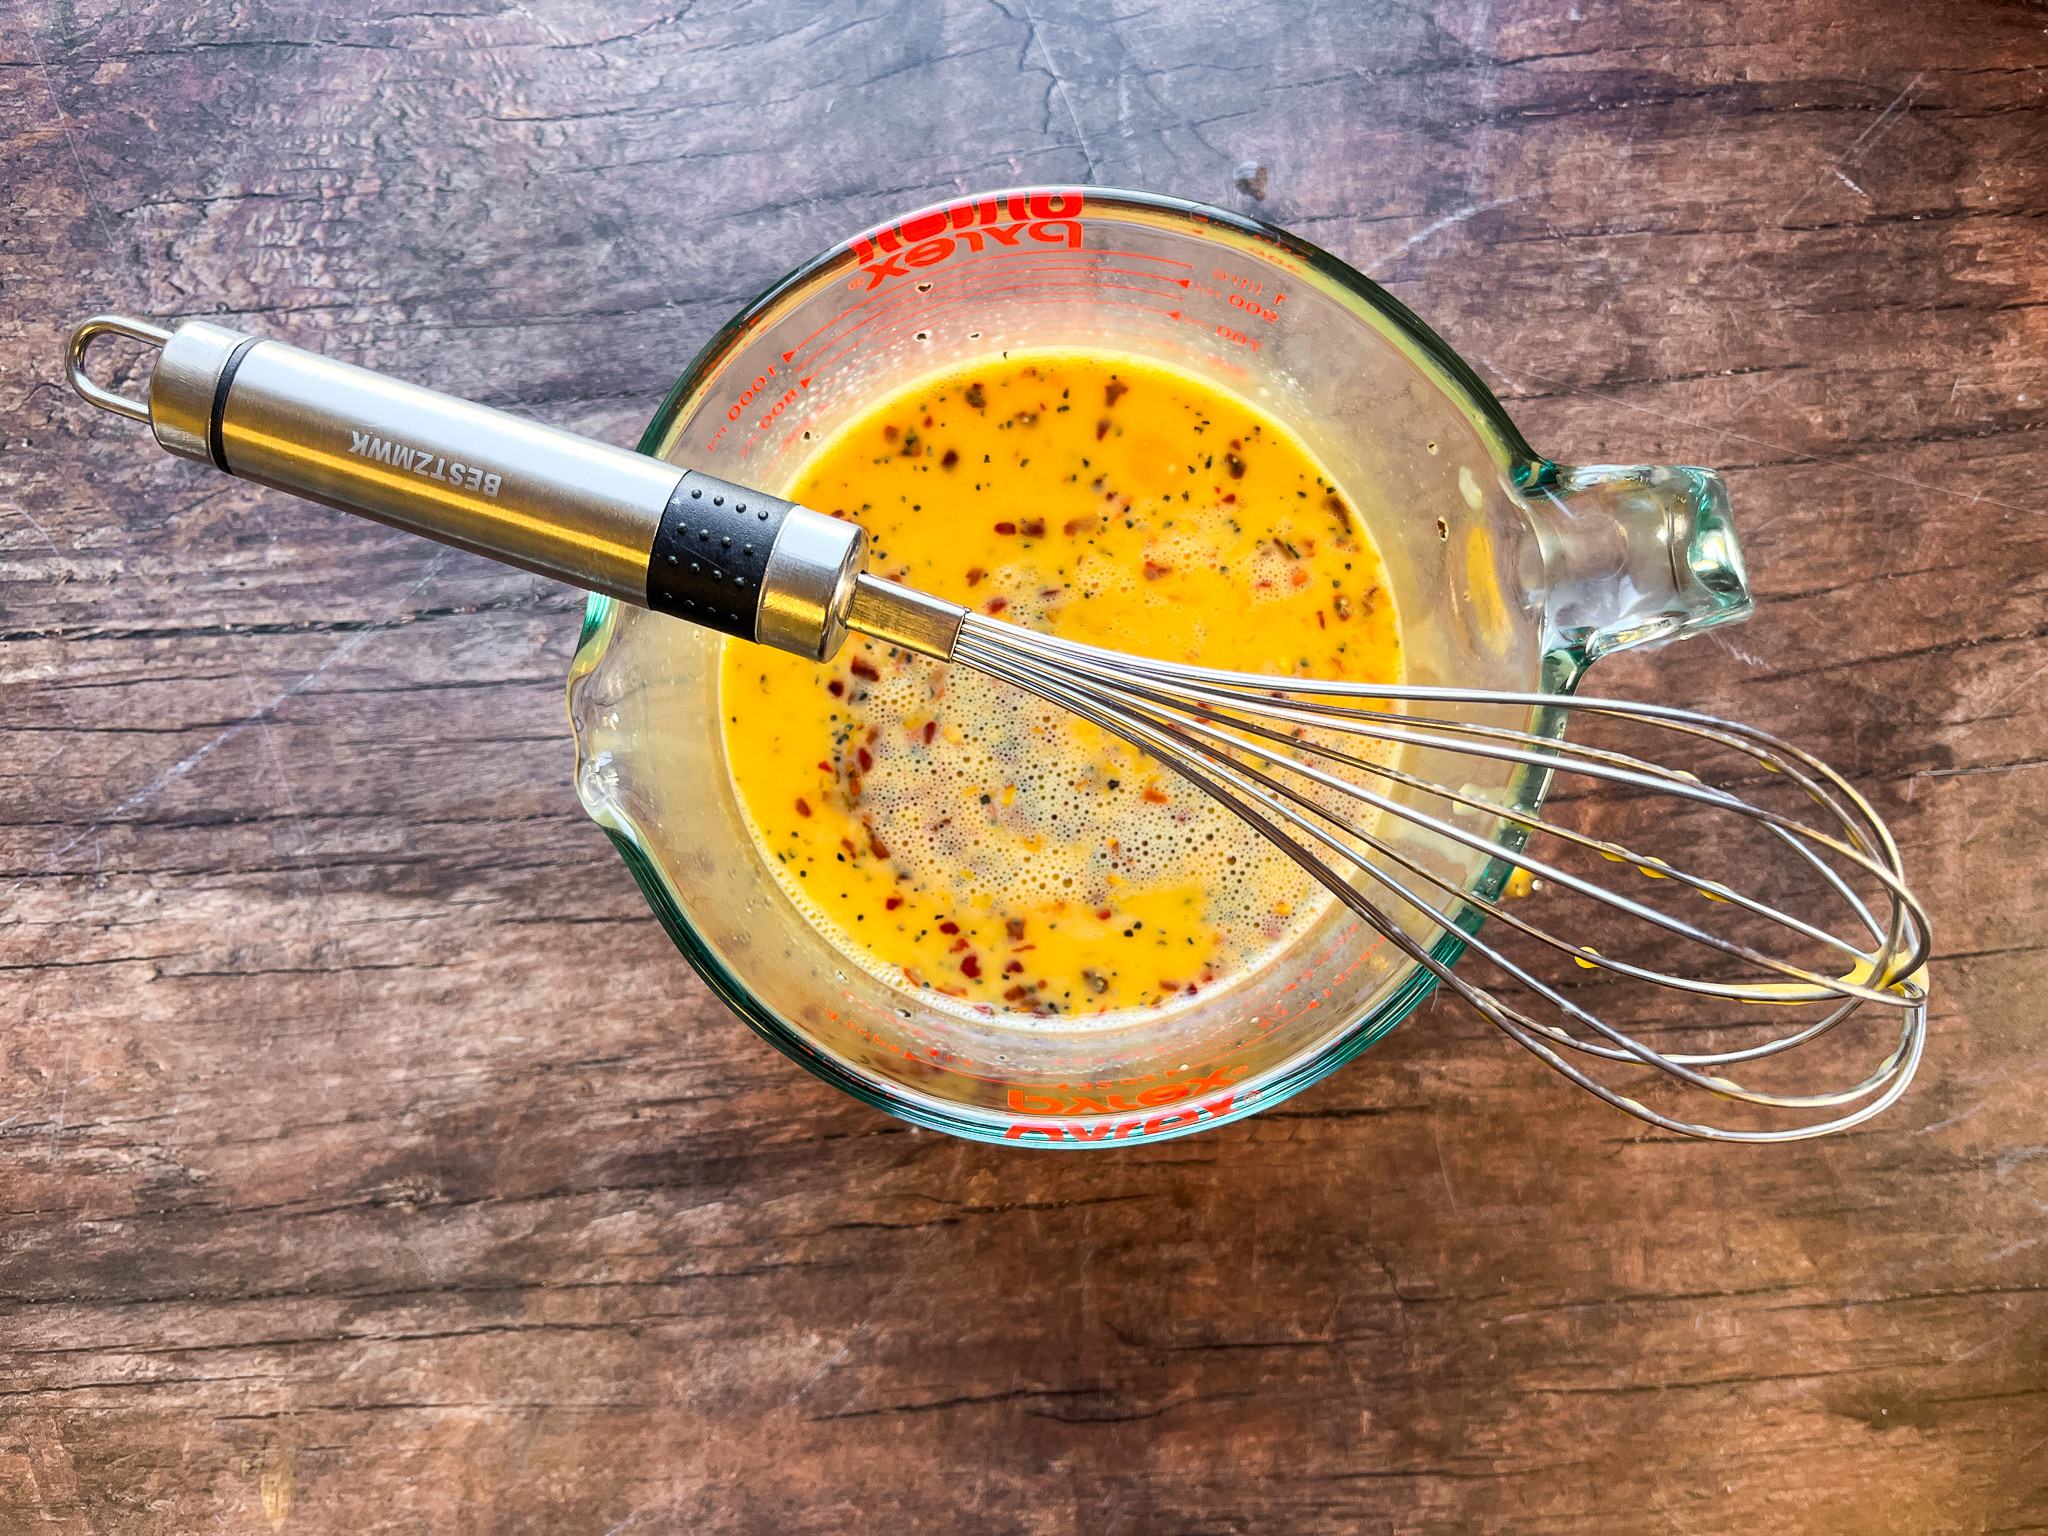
left=4, top=1, right=2046, bottom=1530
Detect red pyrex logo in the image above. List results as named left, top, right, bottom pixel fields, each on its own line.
left=847, top=190, right=1088, bottom=291
left=1002, top=1063, right=1256, bottom=1142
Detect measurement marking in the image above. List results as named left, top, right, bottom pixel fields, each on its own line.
left=821, top=292, right=1203, bottom=369
left=779, top=248, right=1196, bottom=368
left=782, top=271, right=1202, bottom=391
left=766, top=273, right=1197, bottom=399
left=804, top=292, right=1228, bottom=393
left=800, top=259, right=1185, bottom=350
left=708, top=244, right=1257, bottom=458
left=786, top=266, right=1198, bottom=376
left=799, top=282, right=1202, bottom=383
left=783, top=260, right=1193, bottom=376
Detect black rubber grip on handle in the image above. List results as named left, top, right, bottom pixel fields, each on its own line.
left=646, top=470, right=792, bottom=640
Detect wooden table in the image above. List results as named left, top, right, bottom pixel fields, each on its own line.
left=4, top=3, right=2044, bottom=1530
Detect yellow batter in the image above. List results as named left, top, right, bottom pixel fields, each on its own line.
left=719, top=354, right=1400, bottom=1019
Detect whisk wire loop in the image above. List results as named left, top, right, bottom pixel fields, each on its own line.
left=1099, top=677, right=1912, bottom=996
left=947, top=613, right=1929, bottom=1142
left=961, top=631, right=1924, bottom=1137
left=999, top=636, right=1928, bottom=999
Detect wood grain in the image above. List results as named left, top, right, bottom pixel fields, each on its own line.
left=3, top=1, right=2046, bottom=1531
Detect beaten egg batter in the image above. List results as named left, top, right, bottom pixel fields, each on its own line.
left=719, top=353, right=1401, bottom=1020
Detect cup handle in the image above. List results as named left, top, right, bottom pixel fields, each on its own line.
left=1521, top=463, right=1753, bottom=665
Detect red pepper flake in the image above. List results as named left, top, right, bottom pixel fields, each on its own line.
left=885, top=895, right=904, bottom=911
left=1143, top=560, right=1171, bottom=581
left=794, top=797, right=812, bottom=817
left=1005, top=917, right=1025, bottom=941
left=840, top=837, right=859, bottom=856
left=846, top=772, right=863, bottom=800
left=1002, top=959, right=1025, bottom=976
left=883, top=425, right=899, bottom=442
left=942, top=448, right=959, bottom=469
left=994, top=521, right=1017, bottom=536
left=817, top=761, right=831, bottom=772
left=1095, top=907, right=1113, bottom=921
left=1142, top=785, right=1169, bottom=804
left=966, top=566, right=984, bottom=587
left=1002, top=983, right=1027, bottom=1001
left=869, top=836, right=890, bottom=859
left=959, top=953, right=982, bottom=979
left=1063, top=515, right=1101, bottom=536
left=850, top=657, right=881, bottom=681
left=1317, top=610, right=1327, bottom=629
left=964, top=382, right=985, bottom=409
left=938, top=921, right=960, bottom=935
left=1020, top=517, right=1045, bottom=538
left=827, top=679, right=845, bottom=697
left=1221, top=493, right=1236, bottom=505
left=922, top=720, right=937, bottom=744
left=986, top=596, right=1008, bottom=614
left=1325, top=493, right=1351, bottom=523
left=1159, top=978, right=1182, bottom=991
left=949, top=937, right=970, bottom=954
left=858, top=747, right=874, bottom=772
left=1225, top=453, right=1245, bottom=479
left=1290, top=567, right=1311, bottom=588
left=1105, top=380, right=1129, bottom=407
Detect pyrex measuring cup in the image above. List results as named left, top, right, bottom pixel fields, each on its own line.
left=566, top=187, right=1752, bottom=1145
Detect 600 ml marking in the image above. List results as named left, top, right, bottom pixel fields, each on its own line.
left=348, top=430, right=502, bottom=496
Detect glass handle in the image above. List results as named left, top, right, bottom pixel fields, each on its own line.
left=1523, top=463, right=1754, bottom=664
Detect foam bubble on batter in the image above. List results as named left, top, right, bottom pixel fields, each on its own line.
left=842, top=643, right=1316, bottom=952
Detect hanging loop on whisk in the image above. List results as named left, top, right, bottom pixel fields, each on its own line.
left=66, top=314, right=172, bottom=423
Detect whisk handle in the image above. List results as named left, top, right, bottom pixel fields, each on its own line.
left=64, top=315, right=865, bottom=662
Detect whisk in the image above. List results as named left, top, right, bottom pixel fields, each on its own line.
left=67, top=314, right=1931, bottom=1141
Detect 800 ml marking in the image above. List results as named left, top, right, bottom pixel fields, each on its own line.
left=348, top=430, right=501, bottom=496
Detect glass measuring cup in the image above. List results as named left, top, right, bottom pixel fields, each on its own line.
left=566, top=187, right=1752, bottom=1145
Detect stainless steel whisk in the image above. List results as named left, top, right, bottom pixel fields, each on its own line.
left=942, top=622, right=1929, bottom=1141
left=68, top=315, right=1931, bottom=1140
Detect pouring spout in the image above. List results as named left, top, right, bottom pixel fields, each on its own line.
left=1522, top=463, right=1753, bottom=665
